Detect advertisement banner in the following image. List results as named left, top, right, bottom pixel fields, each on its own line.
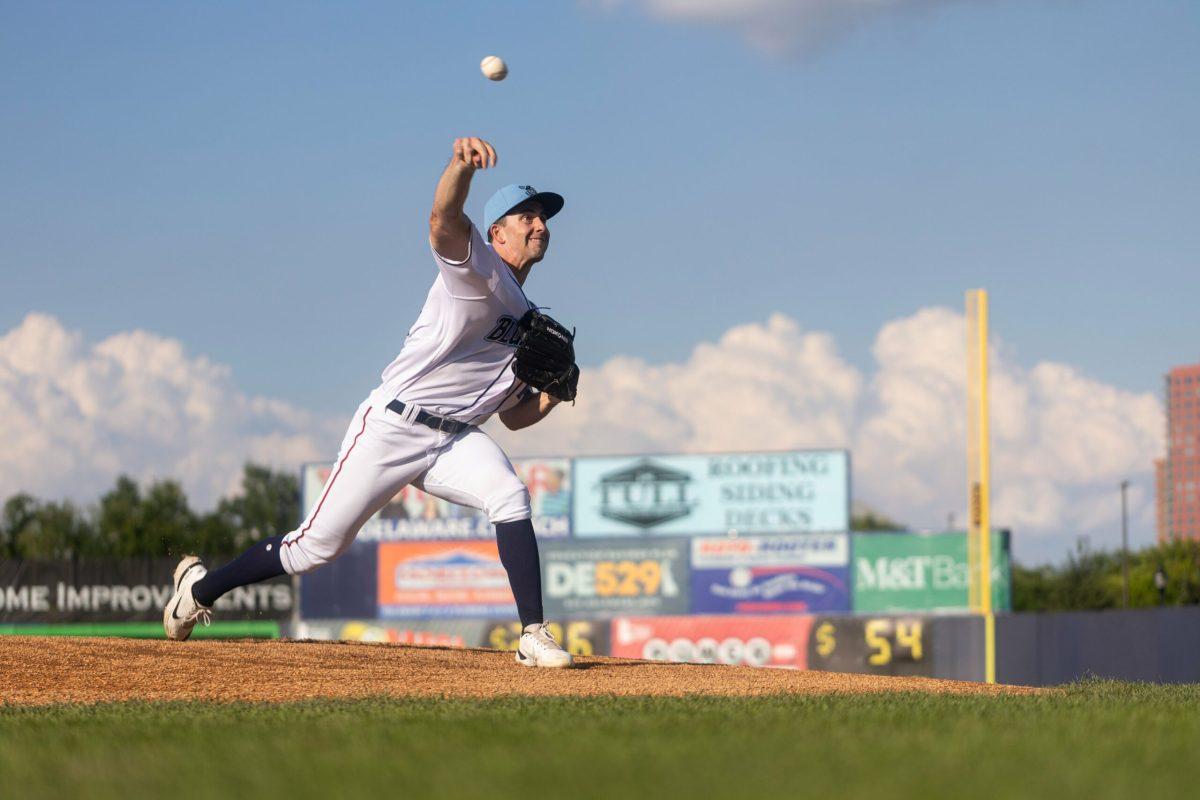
left=483, top=619, right=610, bottom=657
left=285, top=618, right=490, bottom=648
left=377, top=542, right=515, bottom=618
left=807, top=615, right=934, bottom=677
left=572, top=450, right=849, bottom=537
left=541, top=539, right=690, bottom=618
left=0, top=559, right=292, bottom=623
left=852, top=531, right=1011, bottom=613
left=301, top=458, right=571, bottom=541
left=610, top=615, right=813, bottom=669
left=691, top=534, right=851, bottom=614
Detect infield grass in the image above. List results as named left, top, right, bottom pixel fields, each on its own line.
left=2, top=680, right=1197, bottom=800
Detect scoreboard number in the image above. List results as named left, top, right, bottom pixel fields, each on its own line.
left=807, top=617, right=929, bottom=675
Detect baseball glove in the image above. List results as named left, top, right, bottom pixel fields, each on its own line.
left=513, top=309, right=579, bottom=403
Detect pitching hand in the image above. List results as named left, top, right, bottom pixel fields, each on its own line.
left=453, top=137, right=497, bottom=170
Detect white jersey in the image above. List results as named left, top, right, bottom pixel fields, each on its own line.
left=376, top=222, right=535, bottom=424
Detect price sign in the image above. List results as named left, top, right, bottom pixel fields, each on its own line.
left=485, top=620, right=608, bottom=657
left=807, top=616, right=931, bottom=676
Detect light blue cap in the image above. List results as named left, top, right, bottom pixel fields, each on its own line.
left=483, top=184, right=565, bottom=241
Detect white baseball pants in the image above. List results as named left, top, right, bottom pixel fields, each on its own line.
left=278, top=396, right=530, bottom=575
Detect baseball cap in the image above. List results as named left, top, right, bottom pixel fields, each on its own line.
left=483, top=184, right=565, bottom=241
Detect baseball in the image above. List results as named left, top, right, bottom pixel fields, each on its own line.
left=480, top=55, right=508, bottom=81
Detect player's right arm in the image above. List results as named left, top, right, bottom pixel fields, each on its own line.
left=498, top=390, right=561, bottom=431
left=429, top=137, right=496, bottom=262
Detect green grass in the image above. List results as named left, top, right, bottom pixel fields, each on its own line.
left=2, top=681, right=1197, bottom=799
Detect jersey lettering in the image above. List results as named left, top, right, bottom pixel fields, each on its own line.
left=484, top=315, right=523, bottom=347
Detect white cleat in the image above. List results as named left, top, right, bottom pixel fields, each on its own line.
left=516, top=622, right=574, bottom=669
left=163, top=556, right=213, bottom=641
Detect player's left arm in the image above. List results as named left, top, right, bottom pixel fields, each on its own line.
left=498, top=391, right=561, bottom=431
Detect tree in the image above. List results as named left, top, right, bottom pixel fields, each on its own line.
left=1011, top=539, right=1200, bottom=611
left=13, top=500, right=98, bottom=559
left=140, top=480, right=198, bottom=557
left=1, top=494, right=39, bottom=558
left=850, top=502, right=907, bottom=532
left=193, top=507, right=239, bottom=558
left=96, top=476, right=197, bottom=557
left=217, top=463, right=300, bottom=550
left=95, top=476, right=143, bottom=556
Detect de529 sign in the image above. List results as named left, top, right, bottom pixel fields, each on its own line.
left=541, top=539, right=690, bottom=618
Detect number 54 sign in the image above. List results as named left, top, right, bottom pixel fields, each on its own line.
left=807, top=616, right=931, bottom=677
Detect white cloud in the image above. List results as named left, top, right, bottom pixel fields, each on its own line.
left=493, top=313, right=861, bottom=456
left=0, top=313, right=340, bottom=509
left=595, top=0, right=971, bottom=54
left=1, top=309, right=1164, bottom=562
left=850, top=308, right=1164, bottom=550
left=492, top=306, right=1164, bottom=561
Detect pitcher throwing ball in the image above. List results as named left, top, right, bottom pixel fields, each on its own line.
left=164, top=137, right=579, bottom=667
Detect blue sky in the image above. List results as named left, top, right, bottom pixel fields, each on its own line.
left=2, top=1, right=1196, bottom=562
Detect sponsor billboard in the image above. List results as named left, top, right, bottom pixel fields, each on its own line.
left=300, top=457, right=572, bottom=541
left=572, top=450, right=849, bottom=537
left=541, top=539, right=690, bottom=618
left=0, top=559, right=292, bottom=623
left=690, top=534, right=851, bottom=614
left=286, top=618, right=490, bottom=648
left=377, top=542, right=515, bottom=618
left=484, top=619, right=610, bottom=657
left=807, top=615, right=934, bottom=677
left=852, top=531, right=1011, bottom=613
left=610, top=615, right=813, bottom=669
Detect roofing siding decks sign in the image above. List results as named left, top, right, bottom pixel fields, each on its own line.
left=572, top=451, right=850, bottom=536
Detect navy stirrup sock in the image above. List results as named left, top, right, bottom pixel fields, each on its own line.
left=191, top=534, right=287, bottom=607
left=495, top=519, right=543, bottom=628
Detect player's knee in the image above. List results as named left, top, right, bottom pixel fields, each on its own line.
left=487, top=479, right=531, bottom=524
left=279, top=531, right=352, bottom=575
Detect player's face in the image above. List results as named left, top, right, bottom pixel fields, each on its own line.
left=495, top=201, right=550, bottom=265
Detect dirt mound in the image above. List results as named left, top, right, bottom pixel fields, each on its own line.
left=0, top=636, right=1037, bottom=706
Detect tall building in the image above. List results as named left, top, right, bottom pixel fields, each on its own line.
left=1157, top=363, right=1200, bottom=542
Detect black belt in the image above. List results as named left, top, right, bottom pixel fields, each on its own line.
left=386, top=400, right=473, bottom=436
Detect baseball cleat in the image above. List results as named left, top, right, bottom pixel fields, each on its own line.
left=516, top=622, right=574, bottom=668
left=163, top=555, right=213, bottom=641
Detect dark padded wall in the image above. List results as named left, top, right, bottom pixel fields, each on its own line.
left=996, top=607, right=1200, bottom=686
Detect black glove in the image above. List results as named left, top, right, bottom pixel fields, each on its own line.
left=513, top=309, right=579, bottom=403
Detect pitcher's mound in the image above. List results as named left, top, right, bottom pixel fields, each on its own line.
left=0, top=636, right=1037, bottom=706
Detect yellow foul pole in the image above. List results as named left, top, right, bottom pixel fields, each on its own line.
left=966, top=289, right=995, bottom=683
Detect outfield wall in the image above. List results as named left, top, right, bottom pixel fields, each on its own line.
left=995, top=607, right=1200, bottom=686
left=0, top=558, right=293, bottom=630
left=285, top=613, right=989, bottom=681
left=284, top=607, right=1200, bottom=685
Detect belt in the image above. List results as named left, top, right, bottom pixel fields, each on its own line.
left=386, top=399, right=473, bottom=436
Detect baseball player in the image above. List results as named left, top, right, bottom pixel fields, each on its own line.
left=163, top=136, right=579, bottom=668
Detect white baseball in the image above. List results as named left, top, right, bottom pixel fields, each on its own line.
left=480, top=55, right=508, bottom=81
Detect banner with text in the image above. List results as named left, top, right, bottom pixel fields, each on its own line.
left=851, top=531, right=1011, bottom=613
left=541, top=539, right=690, bottom=619
left=376, top=542, right=515, bottom=619
left=483, top=618, right=610, bottom=658
left=807, top=615, right=934, bottom=677
left=301, top=458, right=571, bottom=541
left=572, top=450, right=849, bottom=537
left=0, top=559, right=292, bottom=623
left=691, top=534, right=851, bottom=614
left=286, top=618, right=490, bottom=648
left=610, top=614, right=814, bottom=668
